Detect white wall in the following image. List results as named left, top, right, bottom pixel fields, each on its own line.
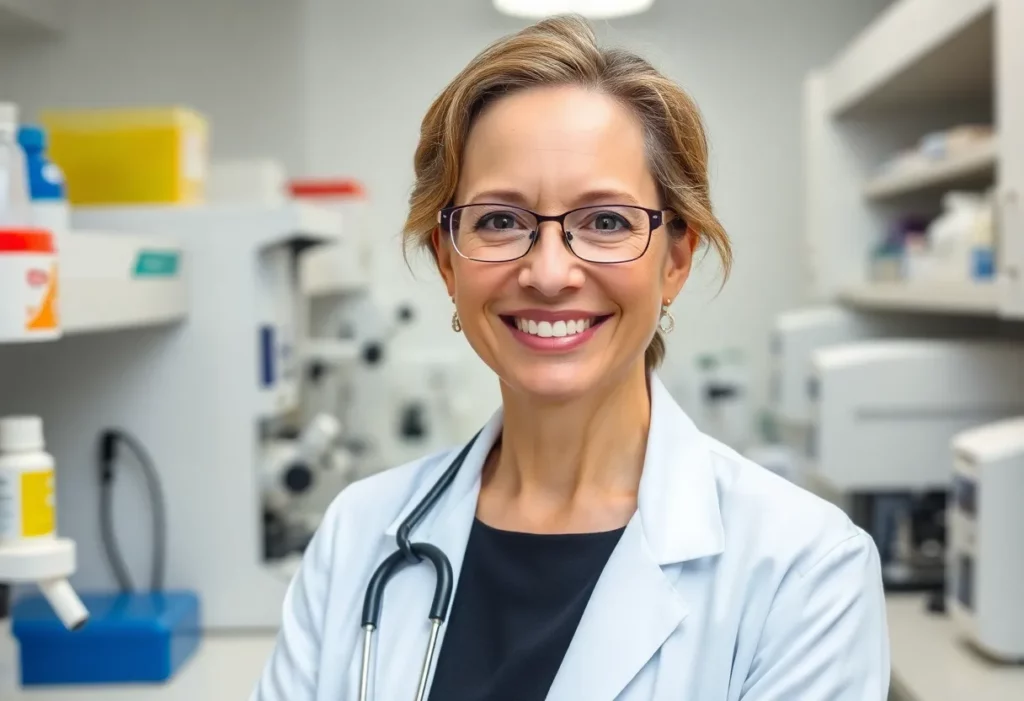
left=303, top=0, right=890, bottom=427
left=0, top=0, right=308, bottom=172
left=0, top=0, right=890, bottom=437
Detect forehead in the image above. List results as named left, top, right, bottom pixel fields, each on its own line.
left=457, top=85, right=657, bottom=207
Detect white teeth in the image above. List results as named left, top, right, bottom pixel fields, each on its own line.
left=514, top=317, right=594, bottom=338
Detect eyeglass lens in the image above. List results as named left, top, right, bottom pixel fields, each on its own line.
left=448, top=204, right=652, bottom=263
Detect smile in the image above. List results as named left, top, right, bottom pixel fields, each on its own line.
left=499, top=313, right=612, bottom=351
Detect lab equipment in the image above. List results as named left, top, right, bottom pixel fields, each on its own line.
left=809, top=339, right=1024, bottom=491
left=261, top=413, right=354, bottom=560
left=292, top=178, right=370, bottom=293
left=807, top=339, right=1024, bottom=590
left=949, top=416, right=1024, bottom=663
left=17, top=125, right=68, bottom=241
left=358, top=432, right=480, bottom=701
left=765, top=306, right=989, bottom=484
left=0, top=415, right=87, bottom=631
left=40, top=106, right=208, bottom=205
left=0, top=203, right=342, bottom=630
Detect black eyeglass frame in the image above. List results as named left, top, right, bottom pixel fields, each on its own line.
left=437, top=203, right=684, bottom=264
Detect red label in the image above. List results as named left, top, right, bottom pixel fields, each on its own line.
left=26, top=268, right=49, bottom=287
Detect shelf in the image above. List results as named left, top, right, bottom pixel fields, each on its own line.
left=825, top=0, right=994, bottom=116
left=839, top=281, right=1003, bottom=316
left=0, top=0, right=66, bottom=36
left=864, top=141, right=997, bottom=200
left=887, top=594, right=1024, bottom=701
left=60, top=231, right=187, bottom=335
left=72, top=202, right=343, bottom=252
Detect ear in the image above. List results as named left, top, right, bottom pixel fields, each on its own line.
left=432, top=226, right=457, bottom=298
left=662, top=223, right=698, bottom=302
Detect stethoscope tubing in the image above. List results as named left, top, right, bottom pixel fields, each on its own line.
left=358, top=430, right=483, bottom=701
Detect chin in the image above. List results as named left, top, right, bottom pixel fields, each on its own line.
left=500, top=358, right=608, bottom=404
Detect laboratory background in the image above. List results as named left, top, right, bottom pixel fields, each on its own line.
left=0, top=0, right=1022, bottom=699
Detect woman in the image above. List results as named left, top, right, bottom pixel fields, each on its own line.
left=253, top=15, right=889, bottom=701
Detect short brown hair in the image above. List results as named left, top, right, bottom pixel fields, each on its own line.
left=404, top=14, right=730, bottom=370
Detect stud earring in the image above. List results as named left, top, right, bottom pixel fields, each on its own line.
left=659, top=301, right=675, bottom=334
left=451, top=300, right=462, bottom=333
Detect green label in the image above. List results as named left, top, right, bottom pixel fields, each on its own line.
left=133, top=250, right=180, bottom=277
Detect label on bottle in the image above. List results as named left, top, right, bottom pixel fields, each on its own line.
left=0, top=467, right=55, bottom=540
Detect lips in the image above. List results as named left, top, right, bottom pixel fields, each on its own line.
left=498, top=311, right=613, bottom=351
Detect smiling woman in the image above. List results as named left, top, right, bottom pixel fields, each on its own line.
left=252, top=14, right=889, bottom=701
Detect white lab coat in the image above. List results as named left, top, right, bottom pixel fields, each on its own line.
left=252, top=375, right=890, bottom=700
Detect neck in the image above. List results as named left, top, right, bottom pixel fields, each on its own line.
left=481, top=362, right=651, bottom=530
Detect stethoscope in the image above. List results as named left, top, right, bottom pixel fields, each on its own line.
left=358, top=430, right=483, bottom=701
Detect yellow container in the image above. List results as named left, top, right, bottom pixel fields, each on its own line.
left=40, top=107, right=208, bottom=206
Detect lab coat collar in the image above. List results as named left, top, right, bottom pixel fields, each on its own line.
left=384, top=373, right=725, bottom=565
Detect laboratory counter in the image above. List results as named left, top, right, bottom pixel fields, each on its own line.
left=2, top=596, right=1023, bottom=699
left=886, top=594, right=1024, bottom=701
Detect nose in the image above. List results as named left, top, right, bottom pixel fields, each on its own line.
left=517, top=221, right=585, bottom=297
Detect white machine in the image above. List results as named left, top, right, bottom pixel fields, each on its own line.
left=809, top=339, right=1024, bottom=492
left=949, top=416, right=1024, bottom=663
left=763, top=306, right=993, bottom=484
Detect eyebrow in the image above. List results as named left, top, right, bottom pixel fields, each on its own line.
left=465, top=188, right=642, bottom=208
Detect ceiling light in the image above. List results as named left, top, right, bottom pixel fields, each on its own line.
left=494, top=0, right=655, bottom=20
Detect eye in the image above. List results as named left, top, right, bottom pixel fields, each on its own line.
left=477, top=212, right=522, bottom=231
left=589, top=212, right=630, bottom=232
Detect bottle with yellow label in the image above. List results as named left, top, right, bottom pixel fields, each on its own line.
left=0, top=415, right=56, bottom=544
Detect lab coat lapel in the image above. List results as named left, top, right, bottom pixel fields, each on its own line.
left=372, top=412, right=504, bottom=701
left=546, top=375, right=726, bottom=700
left=545, top=515, right=688, bottom=700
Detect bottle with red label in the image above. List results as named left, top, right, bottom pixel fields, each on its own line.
left=0, top=102, right=59, bottom=342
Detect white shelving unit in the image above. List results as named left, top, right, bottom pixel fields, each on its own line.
left=838, top=280, right=1004, bottom=316
left=59, top=231, right=187, bottom=335
left=804, top=0, right=1024, bottom=320
left=0, top=0, right=66, bottom=35
left=863, top=140, right=997, bottom=201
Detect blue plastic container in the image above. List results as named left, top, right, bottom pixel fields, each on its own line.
left=17, top=125, right=65, bottom=202
left=11, top=591, right=202, bottom=686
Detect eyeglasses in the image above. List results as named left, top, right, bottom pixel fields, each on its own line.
left=438, top=203, right=679, bottom=264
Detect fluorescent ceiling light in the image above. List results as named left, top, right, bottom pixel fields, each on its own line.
left=494, top=0, right=655, bottom=20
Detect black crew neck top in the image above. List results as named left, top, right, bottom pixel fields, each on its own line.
left=427, top=518, right=625, bottom=701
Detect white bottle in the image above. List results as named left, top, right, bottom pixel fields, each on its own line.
left=0, top=102, right=31, bottom=228
left=0, top=415, right=57, bottom=545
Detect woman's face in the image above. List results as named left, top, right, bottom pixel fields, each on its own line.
left=435, top=85, right=695, bottom=402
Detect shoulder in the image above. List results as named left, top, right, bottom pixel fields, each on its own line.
left=315, top=446, right=459, bottom=548
left=704, top=434, right=874, bottom=582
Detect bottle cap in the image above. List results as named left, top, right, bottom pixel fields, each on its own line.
left=0, top=416, right=45, bottom=452
left=17, top=125, right=45, bottom=151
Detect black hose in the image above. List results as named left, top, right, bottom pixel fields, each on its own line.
left=98, top=429, right=168, bottom=593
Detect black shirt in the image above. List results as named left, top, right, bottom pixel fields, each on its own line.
left=427, top=518, right=626, bottom=701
